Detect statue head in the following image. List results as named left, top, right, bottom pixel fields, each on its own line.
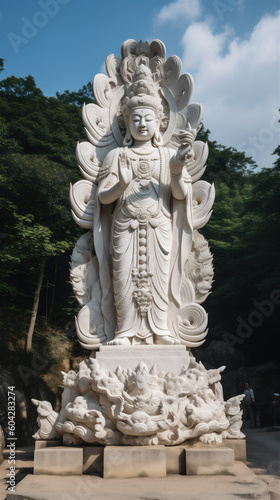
left=72, top=396, right=87, bottom=409
left=66, top=396, right=88, bottom=420
left=128, top=107, right=157, bottom=144
left=121, top=63, right=163, bottom=146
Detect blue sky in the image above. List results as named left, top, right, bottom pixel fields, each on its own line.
left=0, top=0, right=279, bottom=169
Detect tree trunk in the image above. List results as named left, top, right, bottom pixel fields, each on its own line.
left=45, top=278, right=49, bottom=326
left=26, top=257, right=47, bottom=352
left=48, top=255, right=58, bottom=323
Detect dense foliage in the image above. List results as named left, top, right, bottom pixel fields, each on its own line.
left=197, top=127, right=280, bottom=364
left=0, top=73, right=86, bottom=353
left=0, top=68, right=279, bottom=364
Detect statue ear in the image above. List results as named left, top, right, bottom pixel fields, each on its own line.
left=123, top=129, right=133, bottom=146
left=153, top=127, right=163, bottom=147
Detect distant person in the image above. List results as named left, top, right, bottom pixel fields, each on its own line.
left=242, top=381, right=255, bottom=428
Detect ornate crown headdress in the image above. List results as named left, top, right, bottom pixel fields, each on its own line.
left=121, top=59, right=164, bottom=120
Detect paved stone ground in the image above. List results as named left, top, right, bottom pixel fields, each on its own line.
left=243, top=427, right=280, bottom=500
left=244, top=427, right=280, bottom=475
left=0, top=427, right=279, bottom=499
left=1, top=466, right=274, bottom=500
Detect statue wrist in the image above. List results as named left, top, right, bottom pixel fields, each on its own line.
left=170, top=154, right=184, bottom=176
left=170, top=169, right=183, bottom=178
left=176, top=151, right=186, bottom=166
left=118, top=181, right=128, bottom=191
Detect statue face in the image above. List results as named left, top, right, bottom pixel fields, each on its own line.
left=129, top=108, right=157, bottom=142
left=73, top=396, right=87, bottom=409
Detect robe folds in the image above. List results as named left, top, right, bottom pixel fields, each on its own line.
left=95, top=146, right=193, bottom=344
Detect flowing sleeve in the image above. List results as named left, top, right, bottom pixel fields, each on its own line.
left=93, top=150, right=120, bottom=341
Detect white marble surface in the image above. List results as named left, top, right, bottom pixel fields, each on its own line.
left=31, top=40, right=245, bottom=450
left=96, top=345, right=189, bottom=372
left=70, top=39, right=214, bottom=349
left=33, top=354, right=245, bottom=446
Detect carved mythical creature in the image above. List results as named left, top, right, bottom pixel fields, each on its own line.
left=70, top=39, right=215, bottom=348
left=33, top=358, right=247, bottom=446
left=32, top=399, right=59, bottom=440
left=223, top=395, right=245, bottom=439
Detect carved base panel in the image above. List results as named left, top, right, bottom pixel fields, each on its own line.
left=95, top=345, right=190, bottom=372
left=33, top=349, right=245, bottom=447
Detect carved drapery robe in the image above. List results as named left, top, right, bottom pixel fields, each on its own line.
left=96, top=146, right=193, bottom=343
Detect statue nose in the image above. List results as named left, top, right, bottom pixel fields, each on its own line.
left=139, top=117, right=146, bottom=129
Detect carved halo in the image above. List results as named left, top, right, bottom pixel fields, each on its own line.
left=82, top=39, right=203, bottom=155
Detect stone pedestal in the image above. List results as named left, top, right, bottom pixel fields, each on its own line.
left=83, top=446, right=104, bottom=475
left=33, top=441, right=245, bottom=477
left=95, top=345, right=190, bottom=373
left=34, top=447, right=83, bottom=475
left=184, top=439, right=246, bottom=463
left=33, top=346, right=245, bottom=447
left=35, top=439, right=62, bottom=450
left=185, top=448, right=234, bottom=475
left=166, top=446, right=186, bottom=475
left=223, top=438, right=246, bottom=461
left=103, top=446, right=166, bottom=479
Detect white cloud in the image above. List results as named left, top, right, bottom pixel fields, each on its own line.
left=157, top=0, right=202, bottom=23
left=180, top=12, right=280, bottom=169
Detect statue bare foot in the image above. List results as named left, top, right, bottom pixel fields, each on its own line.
left=107, top=337, right=131, bottom=346
left=155, top=335, right=181, bottom=345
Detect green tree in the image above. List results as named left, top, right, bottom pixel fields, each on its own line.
left=56, top=82, right=94, bottom=106
left=0, top=70, right=278, bottom=365
left=199, top=129, right=280, bottom=363
left=0, top=73, right=89, bottom=349
left=0, top=121, right=81, bottom=350
left=0, top=75, right=86, bottom=163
